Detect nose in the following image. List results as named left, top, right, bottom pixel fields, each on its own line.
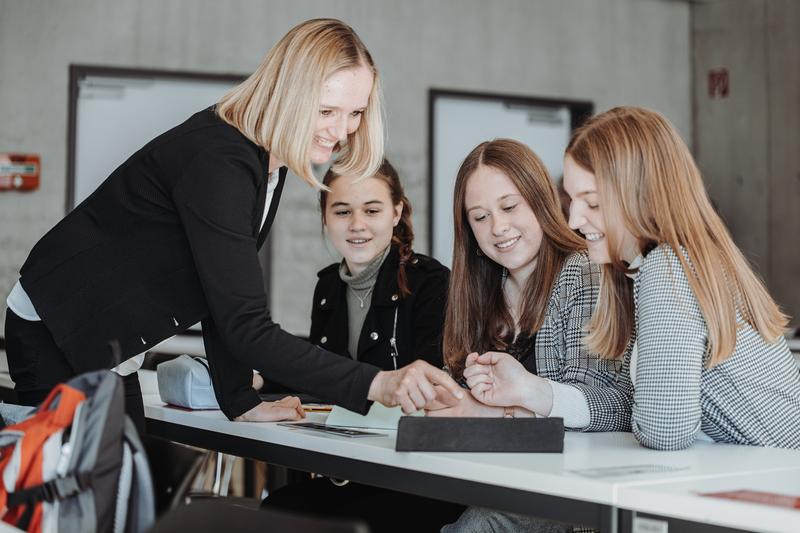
left=349, top=211, right=366, bottom=231
left=330, top=114, right=348, bottom=142
left=491, top=212, right=510, bottom=237
left=568, top=202, right=584, bottom=230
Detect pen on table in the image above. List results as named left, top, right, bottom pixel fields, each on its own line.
left=302, top=404, right=333, bottom=413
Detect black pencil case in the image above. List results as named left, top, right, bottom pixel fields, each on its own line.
left=395, top=416, right=564, bottom=452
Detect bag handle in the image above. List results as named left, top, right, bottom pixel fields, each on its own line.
left=37, top=384, right=86, bottom=428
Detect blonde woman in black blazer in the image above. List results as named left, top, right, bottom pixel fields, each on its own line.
left=4, top=19, right=462, bottom=430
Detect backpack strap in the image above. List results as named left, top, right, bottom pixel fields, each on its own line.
left=6, top=473, right=91, bottom=531
left=6, top=471, right=92, bottom=506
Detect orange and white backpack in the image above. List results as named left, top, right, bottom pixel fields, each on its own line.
left=0, top=371, right=154, bottom=532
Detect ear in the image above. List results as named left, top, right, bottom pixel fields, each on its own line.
left=393, top=201, right=403, bottom=227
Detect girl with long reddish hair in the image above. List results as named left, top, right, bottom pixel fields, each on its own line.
left=430, top=138, right=629, bottom=427
left=435, top=138, right=630, bottom=533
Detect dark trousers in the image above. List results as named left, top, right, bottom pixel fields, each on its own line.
left=264, top=478, right=466, bottom=532
left=4, top=308, right=146, bottom=434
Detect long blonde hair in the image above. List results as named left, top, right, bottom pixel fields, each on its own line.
left=443, top=139, right=585, bottom=378
left=217, top=18, right=384, bottom=188
left=566, top=106, right=787, bottom=366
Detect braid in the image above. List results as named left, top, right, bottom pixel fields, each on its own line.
left=393, top=192, right=415, bottom=297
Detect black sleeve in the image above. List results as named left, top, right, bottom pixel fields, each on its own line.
left=410, top=268, right=449, bottom=368
left=173, top=143, right=380, bottom=419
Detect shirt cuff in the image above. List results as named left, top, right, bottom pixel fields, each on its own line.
left=548, top=381, right=591, bottom=429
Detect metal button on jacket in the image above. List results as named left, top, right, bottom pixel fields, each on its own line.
left=391, top=294, right=399, bottom=301
left=320, top=336, right=327, bottom=344
left=370, top=332, right=379, bottom=340
left=320, top=298, right=327, bottom=306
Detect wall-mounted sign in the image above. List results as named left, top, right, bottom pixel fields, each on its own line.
left=708, top=68, right=730, bottom=99
left=0, top=153, right=40, bottom=191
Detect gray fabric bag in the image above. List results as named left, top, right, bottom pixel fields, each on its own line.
left=156, top=355, right=219, bottom=409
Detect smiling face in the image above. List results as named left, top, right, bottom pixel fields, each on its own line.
left=563, top=155, right=639, bottom=264
left=464, top=164, right=543, bottom=282
left=311, top=65, right=374, bottom=166
left=323, top=175, right=402, bottom=275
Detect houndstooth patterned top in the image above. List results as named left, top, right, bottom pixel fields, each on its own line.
left=530, top=251, right=632, bottom=432
left=619, top=245, right=800, bottom=450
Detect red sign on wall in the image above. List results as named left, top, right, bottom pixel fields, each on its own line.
left=0, top=153, right=40, bottom=191
left=708, top=68, right=730, bottom=98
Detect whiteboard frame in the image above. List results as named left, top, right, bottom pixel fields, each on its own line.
left=427, top=89, right=593, bottom=265
left=66, top=64, right=246, bottom=212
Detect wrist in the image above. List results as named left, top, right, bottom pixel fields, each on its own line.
left=367, top=371, right=388, bottom=403
left=235, top=402, right=261, bottom=422
left=519, top=374, right=553, bottom=415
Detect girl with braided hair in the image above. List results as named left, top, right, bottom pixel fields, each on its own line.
left=263, top=159, right=462, bottom=531
left=310, top=158, right=449, bottom=371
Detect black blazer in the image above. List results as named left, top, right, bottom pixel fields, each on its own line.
left=18, top=107, right=379, bottom=419
left=309, top=248, right=449, bottom=370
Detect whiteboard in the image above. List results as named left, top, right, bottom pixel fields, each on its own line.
left=429, top=91, right=592, bottom=268
left=68, top=66, right=242, bottom=209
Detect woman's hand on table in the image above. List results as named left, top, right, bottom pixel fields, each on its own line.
left=235, top=396, right=305, bottom=422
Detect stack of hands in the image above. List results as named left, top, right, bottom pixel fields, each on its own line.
left=236, top=351, right=552, bottom=422
left=426, top=351, right=553, bottom=419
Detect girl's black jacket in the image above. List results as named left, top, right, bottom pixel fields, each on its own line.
left=309, top=247, right=449, bottom=370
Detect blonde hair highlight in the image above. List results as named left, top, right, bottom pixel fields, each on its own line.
left=216, top=18, right=384, bottom=188
left=566, top=106, right=788, bottom=366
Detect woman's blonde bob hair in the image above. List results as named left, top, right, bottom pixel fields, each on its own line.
left=566, top=106, right=788, bottom=366
left=217, top=18, right=384, bottom=188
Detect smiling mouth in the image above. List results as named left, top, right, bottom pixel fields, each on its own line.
left=583, top=232, right=604, bottom=242
left=347, top=238, right=372, bottom=246
left=494, top=236, right=520, bottom=250
left=314, top=136, right=337, bottom=149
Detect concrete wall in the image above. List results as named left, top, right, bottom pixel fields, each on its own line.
left=692, top=0, right=800, bottom=328
left=0, top=0, right=691, bottom=334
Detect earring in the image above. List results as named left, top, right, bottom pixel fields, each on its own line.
left=476, top=248, right=483, bottom=257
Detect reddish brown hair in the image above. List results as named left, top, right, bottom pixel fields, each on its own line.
left=443, top=139, right=584, bottom=378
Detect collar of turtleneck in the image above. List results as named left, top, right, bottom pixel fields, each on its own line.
left=339, top=246, right=391, bottom=291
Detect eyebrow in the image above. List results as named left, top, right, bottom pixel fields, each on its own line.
left=330, top=199, right=384, bottom=208
left=574, top=190, right=597, bottom=198
left=319, top=104, right=368, bottom=112
left=465, top=193, right=520, bottom=212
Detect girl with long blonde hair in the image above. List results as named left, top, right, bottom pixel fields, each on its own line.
left=559, top=106, right=799, bottom=450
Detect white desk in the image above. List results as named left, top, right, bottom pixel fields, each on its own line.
left=617, top=469, right=800, bottom=533
left=141, top=379, right=800, bottom=533
left=144, top=393, right=615, bottom=529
